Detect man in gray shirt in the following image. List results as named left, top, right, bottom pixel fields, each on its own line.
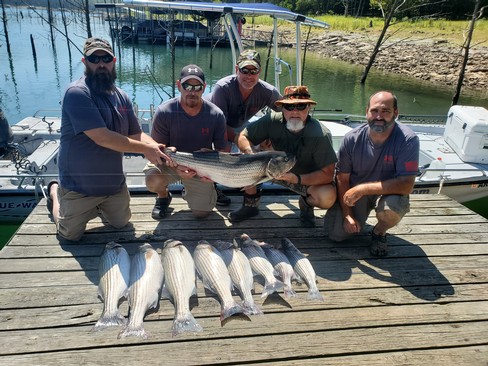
left=206, top=49, right=282, bottom=205
left=324, top=90, right=419, bottom=256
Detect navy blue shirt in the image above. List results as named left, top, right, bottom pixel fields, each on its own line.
left=58, top=76, right=141, bottom=196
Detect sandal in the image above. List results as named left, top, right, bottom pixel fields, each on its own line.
left=370, top=225, right=388, bottom=257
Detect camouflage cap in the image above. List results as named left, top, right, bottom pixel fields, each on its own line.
left=83, top=37, right=114, bottom=57
left=237, top=49, right=261, bottom=69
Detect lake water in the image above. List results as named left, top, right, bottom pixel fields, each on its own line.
left=1, top=7, right=488, bottom=248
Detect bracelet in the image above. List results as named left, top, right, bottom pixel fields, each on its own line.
left=296, top=174, right=301, bottom=185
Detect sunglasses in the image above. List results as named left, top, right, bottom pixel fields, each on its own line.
left=181, top=82, right=204, bottom=92
left=283, top=103, right=309, bottom=111
left=85, top=54, right=114, bottom=64
left=239, top=67, right=260, bottom=75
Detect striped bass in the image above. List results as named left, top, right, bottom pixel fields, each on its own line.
left=213, top=240, right=263, bottom=316
left=161, top=239, right=203, bottom=337
left=118, top=243, right=164, bottom=339
left=281, top=238, right=324, bottom=302
left=93, top=242, right=131, bottom=331
left=193, top=240, right=247, bottom=322
left=234, top=234, right=284, bottom=298
left=260, top=242, right=297, bottom=298
left=167, top=150, right=296, bottom=188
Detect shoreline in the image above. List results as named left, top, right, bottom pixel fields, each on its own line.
left=305, top=30, right=488, bottom=93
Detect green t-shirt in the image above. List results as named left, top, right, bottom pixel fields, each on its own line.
left=243, top=111, right=337, bottom=175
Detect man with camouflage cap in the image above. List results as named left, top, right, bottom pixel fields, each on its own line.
left=206, top=49, right=282, bottom=205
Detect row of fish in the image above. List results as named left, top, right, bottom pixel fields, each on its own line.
left=93, top=234, right=323, bottom=338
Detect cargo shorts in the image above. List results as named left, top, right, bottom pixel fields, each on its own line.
left=144, top=163, right=217, bottom=212
left=324, top=194, right=410, bottom=242
left=57, top=184, right=131, bottom=242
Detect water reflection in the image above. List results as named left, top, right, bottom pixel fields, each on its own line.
left=0, top=7, right=487, bottom=124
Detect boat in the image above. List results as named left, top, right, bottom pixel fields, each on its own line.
left=1, top=1, right=488, bottom=222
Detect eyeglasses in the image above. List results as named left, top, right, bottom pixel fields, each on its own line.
left=181, top=82, right=204, bottom=92
left=85, top=54, right=114, bottom=64
left=283, top=103, right=309, bottom=111
left=239, top=67, right=260, bottom=75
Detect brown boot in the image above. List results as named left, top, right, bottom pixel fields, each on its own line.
left=299, top=196, right=315, bottom=227
left=228, top=192, right=261, bottom=223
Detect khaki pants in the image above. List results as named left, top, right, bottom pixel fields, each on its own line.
left=57, top=184, right=131, bottom=242
left=324, top=194, right=410, bottom=242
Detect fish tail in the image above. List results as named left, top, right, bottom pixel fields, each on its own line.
left=284, top=284, right=297, bottom=298
left=92, top=311, right=127, bottom=331
left=242, top=300, right=264, bottom=316
left=221, top=301, right=245, bottom=321
left=172, top=313, right=203, bottom=337
left=307, top=288, right=325, bottom=302
left=117, top=325, right=149, bottom=339
left=261, top=279, right=285, bottom=298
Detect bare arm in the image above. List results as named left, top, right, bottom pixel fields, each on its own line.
left=84, top=127, right=167, bottom=165
left=343, top=175, right=416, bottom=206
left=279, top=163, right=335, bottom=186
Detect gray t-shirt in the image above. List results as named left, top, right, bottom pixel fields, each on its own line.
left=337, top=123, right=420, bottom=187
left=59, top=76, right=141, bottom=196
left=205, top=75, right=282, bottom=128
left=151, top=97, right=227, bottom=152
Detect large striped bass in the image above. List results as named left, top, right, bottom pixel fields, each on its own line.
left=161, top=239, right=203, bottom=337
left=193, top=240, right=247, bottom=322
left=260, top=242, right=297, bottom=298
left=234, top=233, right=284, bottom=298
left=213, top=240, right=263, bottom=316
left=166, top=150, right=296, bottom=188
left=281, top=238, right=324, bottom=302
left=118, top=243, right=164, bottom=339
left=93, top=242, right=131, bottom=331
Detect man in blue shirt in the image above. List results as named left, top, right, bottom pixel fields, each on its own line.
left=324, top=90, right=420, bottom=256
left=49, top=37, right=165, bottom=242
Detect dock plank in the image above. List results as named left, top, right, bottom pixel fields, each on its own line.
left=1, top=194, right=487, bottom=365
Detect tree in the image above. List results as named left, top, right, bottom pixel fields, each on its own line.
left=452, top=0, right=486, bottom=105
left=360, top=0, right=446, bottom=84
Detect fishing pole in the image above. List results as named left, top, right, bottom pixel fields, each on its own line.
left=144, top=65, right=172, bottom=102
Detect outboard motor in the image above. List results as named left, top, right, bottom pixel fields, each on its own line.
left=0, top=108, right=13, bottom=157
left=0, top=108, right=13, bottom=148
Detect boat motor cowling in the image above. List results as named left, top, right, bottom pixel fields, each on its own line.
left=0, top=108, right=13, bottom=149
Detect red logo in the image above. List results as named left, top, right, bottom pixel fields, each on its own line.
left=201, top=128, right=209, bottom=136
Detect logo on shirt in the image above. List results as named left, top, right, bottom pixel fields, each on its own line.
left=201, top=127, right=210, bottom=136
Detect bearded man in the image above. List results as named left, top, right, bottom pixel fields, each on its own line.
left=49, top=37, right=166, bottom=242
left=228, top=85, right=337, bottom=227
left=324, top=90, right=420, bottom=257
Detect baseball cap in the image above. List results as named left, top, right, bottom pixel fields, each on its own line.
left=237, top=50, right=261, bottom=69
left=83, top=37, right=114, bottom=57
left=180, top=64, right=205, bottom=84
left=275, top=85, right=317, bottom=106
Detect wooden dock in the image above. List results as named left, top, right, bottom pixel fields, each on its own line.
left=1, top=194, right=488, bottom=365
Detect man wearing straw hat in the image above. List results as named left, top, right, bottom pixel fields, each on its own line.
left=228, top=85, right=337, bottom=226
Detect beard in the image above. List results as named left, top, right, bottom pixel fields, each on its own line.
left=286, top=117, right=305, bottom=132
left=85, top=67, right=117, bottom=95
left=367, top=116, right=395, bottom=133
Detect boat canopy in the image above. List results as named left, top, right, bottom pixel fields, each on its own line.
left=97, top=1, right=329, bottom=89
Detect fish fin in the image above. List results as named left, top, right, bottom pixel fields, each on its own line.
left=221, top=301, right=248, bottom=322
left=307, top=288, right=325, bottom=302
left=242, top=301, right=264, bottom=316
left=118, top=325, right=149, bottom=339
left=92, top=311, right=127, bottom=331
left=261, top=279, right=285, bottom=298
left=172, top=312, right=203, bottom=337
left=284, top=285, right=297, bottom=298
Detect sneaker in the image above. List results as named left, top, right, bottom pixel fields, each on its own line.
left=216, top=187, right=231, bottom=206
left=298, top=196, right=315, bottom=227
left=370, top=226, right=388, bottom=257
left=151, top=193, right=172, bottom=220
